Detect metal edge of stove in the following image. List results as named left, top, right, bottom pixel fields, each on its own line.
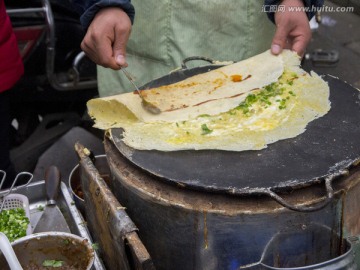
left=9, top=180, right=106, bottom=270
left=60, top=182, right=106, bottom=270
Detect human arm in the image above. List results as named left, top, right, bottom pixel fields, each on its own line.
left=264, top=0, right=324, bottom=56
left=70, top=0, right=134, bottom=69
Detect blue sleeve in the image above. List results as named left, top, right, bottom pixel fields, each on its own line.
left=264, top=0, right=324, bottom=23
left=71, top=0, right=135, bottom=29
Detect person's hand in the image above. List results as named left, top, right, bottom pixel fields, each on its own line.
left=271, top=0, right=311, bottom=57
left=81, top=7, right=131, bottom=69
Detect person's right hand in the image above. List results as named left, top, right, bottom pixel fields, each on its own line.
left=81, top=7, right=131, bottom=70
left=270, top=0, right=311, bottom=57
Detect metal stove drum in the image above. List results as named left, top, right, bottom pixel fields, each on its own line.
left=97, top=62, right=360, bottom=270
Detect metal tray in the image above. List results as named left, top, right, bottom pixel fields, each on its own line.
left=3, top=180, right=105, bottom=270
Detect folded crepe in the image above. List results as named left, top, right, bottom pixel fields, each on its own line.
left=87, top=50, right=330, bottom=151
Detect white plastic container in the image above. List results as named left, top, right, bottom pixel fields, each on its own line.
left=0, top=194, right=32, bottom=236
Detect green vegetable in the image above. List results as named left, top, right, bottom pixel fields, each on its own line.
left=235, top=72, right=300, bottom=116
left=228, top=110, right=237, bottom=115
left=0, top=208, right=29, bottom=242
left=92, top=243, right=100, bottom=250
left=278, top=98, right=287, bottom=109
left=291, top=72, right=299, bottom=78
left=289, top=91, right=296, bottom=96
left=42, top=260, right=64, bottom=267
left=245, top=94, right=257, bottom=104
left=201, top=124, right=213, bottom=135
left=37, top=205, right=44, bottom=211
left=63, top=239, right=70, bottom=245
left=236, top=103, right=250, bottom=114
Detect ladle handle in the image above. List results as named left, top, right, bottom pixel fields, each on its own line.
left=0, top=232, right=23, bottom=270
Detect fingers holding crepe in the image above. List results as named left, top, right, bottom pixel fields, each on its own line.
left=271, top=0, right=312, bottom=57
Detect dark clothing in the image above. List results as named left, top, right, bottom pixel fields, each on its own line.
left=0, top=91, right=16, bottom=188
left=264, top=0, right=325, bottom=23
left=1, top=1, right=23, bottom=187
left=71, top=0, right=135, bottom=29
left=0, top=1, right=24, bottom=93
left=72, top=0, right=324, bottom=30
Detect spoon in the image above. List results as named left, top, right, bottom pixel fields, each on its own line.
left=121, top=69, right=161, bottom=115
left=0, top=232, right=23, bottom=270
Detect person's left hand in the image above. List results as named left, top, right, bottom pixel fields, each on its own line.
left=271, top=0, right=311, bottom=57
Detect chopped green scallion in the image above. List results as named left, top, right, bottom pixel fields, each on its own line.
left=201, top=124, right=213, bottom=135
left=0, top=208, right=29, bottom=242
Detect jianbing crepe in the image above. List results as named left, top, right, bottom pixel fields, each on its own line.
left=87, top=50, right=330, bottom=151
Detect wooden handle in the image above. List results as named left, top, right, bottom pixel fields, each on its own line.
left=45, top=166, right=61, bottom=204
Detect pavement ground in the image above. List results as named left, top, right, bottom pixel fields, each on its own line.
left=303, top=0, right=360, bottom=88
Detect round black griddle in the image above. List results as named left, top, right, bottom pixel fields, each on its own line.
left=110, top=65, right=360, bottom=202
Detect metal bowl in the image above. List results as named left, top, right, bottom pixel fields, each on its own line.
left=0, top=232, right=94, bottom=269
left=68, top=155, right=111, bottom=216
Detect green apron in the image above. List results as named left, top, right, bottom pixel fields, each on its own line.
left=97, top=0, right=275, bottom=97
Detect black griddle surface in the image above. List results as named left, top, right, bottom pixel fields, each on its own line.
left=111, top=75, right=360, bottom=195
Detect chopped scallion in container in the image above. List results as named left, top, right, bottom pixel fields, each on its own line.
left=0, top=208, right=29, bottom=242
